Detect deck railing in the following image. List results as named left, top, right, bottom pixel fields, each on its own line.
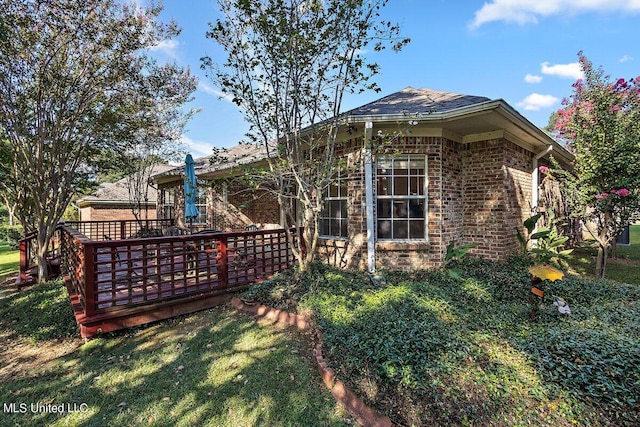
left=64, top=219, right=175, bottom=241
left=59, top=224, right=294, bottom=318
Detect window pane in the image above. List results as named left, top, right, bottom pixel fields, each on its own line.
left=410, top=158, right=425, bottom=169
left=410, top=177, right=425, bottom=195
left=330, top=218, right=340, bottom=236
left=330, top=200, right=342, bottom=218
left=340, top=219, right=347, bottom=237
left=377, top=159, right=392, bottom=173
left=394, top=176, right=409, bottom=195
left=340, top=178, right=348, bottom=198
left=393, top=201, right=409, bottom=218
left=394, top=160, right=410, bottom=172
left=393, top=221, right=408, bottom=239
left=320, top=219, right=329, bottom=236
left=377, top=176, right=391, bottom=196
left=340, top=200, right=347, bottom=219
left=377, top=200, right=392, bottom=218
left=409, top=220, right=425, bottom=239
left=377, top=220, right=391, bottom=239
left=329, top=181, right=339, bottom=197
left=408, top=200, right=424, bottom=218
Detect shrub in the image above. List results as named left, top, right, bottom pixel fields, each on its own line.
left=0, top=224, right=23, bottom=249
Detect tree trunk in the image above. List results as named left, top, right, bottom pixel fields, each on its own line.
left=595, top=221, right=609, bottom=279
left=36, top=242, right=50, bottom=284
left=595, top=243, right=607, bottom=280
left=7, top=204, right=16, bottom=226
left=609, top=238, right=618, bottom=259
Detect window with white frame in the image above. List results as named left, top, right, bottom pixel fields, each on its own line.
left=191, top=186, right=208, bottom=225
left=319, top=170, right=348, bottom=239
left=161, top=188, right=175, bottom=220
left=376, top=155, right=427, bottom=240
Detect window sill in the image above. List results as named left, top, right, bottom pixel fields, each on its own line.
left=376, top=241, right=430, bottom=251
left=319, top=236, right=349, bottom=243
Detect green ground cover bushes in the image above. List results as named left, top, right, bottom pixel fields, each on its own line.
left=243, top=258, right=640, bottom=426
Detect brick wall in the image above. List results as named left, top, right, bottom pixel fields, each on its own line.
left=80, top=205, right=158, bottom=221
left=462, top=139, right=533, bottom=260
left=317, top=146, right=369, bottom=270
left=154, top=135, right=538, bottom=270
left=317, top=135, right=527, bottom=271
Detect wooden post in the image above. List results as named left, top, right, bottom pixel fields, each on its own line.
left=217, top=235, right=228, bottom=289
left=84, top=244, right=96, bottom=317
left=120, top=221, right=126, bottom=240
left=17, top=237, right=31, bottom=285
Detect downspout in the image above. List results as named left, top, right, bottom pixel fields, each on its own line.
left=364, top=121, right=376, bottom=273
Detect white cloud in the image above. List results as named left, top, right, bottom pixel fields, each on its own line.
left=198, top=81, right=235, bottom=103
left=149, top=39, right=179, bottom=58
left=180, top=135, right=214, bottom=158
left=524, top=73, right=543, bottom=83
left=541, top=61, right=584, bottom=80
left=470, top=0, right=640, bottom=28
left=619, top=54, right=633, bottom=63
left=517, top=93, right=559, bottom=111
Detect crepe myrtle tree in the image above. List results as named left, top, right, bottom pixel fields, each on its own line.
left=0, top=0, right=197, bottom=282
left=549, top=52, right=640, bottom=279
left=203, top=0, right=409, bottom=272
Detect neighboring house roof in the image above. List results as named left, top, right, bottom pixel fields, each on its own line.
left=153, top=143, right=269, bottom=184
left=77, top=164, right=175, bottom=207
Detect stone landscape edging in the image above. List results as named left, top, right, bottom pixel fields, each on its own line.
left=230, top=297, right=393, bottom=427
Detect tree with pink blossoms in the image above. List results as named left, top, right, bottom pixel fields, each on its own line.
left=550, top=52, right=640, bottom=279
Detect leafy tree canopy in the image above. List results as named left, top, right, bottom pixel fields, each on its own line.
left=0, top=0, right=197, bottom=281
left=549, top=51, right=640, bottom=278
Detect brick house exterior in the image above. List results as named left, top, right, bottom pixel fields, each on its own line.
left=153, top=144, right=281, bottom=232
left=153, top=87, right=573, bottom=271
left=77, top=164, right=175, bottom=222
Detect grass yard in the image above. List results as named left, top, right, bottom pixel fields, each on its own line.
left=244, top=259, right=640, bottom=426
left=566, top=225, right=640, bottom=284
left=0, top=243, right=19, bottom=281
left=0, top=280, right=350, bottom=427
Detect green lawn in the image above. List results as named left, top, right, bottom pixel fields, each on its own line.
left=0, top=281, right=350, bottom=427
left=566, top=225, right=640, bottom=284
left=244, top=259, right=640, bottom=426
left=0, top=243, right=19, bottom=280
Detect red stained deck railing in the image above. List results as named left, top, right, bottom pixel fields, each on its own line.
left=52, top=221, right=295, bottom=337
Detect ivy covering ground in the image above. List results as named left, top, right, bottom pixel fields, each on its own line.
left=243, top=258, right=640, bottom=426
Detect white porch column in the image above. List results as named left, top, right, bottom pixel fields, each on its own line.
left=364, top=121, right=375, bottom=272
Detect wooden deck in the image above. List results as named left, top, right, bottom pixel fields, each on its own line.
left=20, top=220, right=295, bottom=338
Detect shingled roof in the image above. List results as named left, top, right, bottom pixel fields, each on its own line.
left=344, top=86, right=491, bottom=117
left=79, top=164, right=175, bottom=204
left=153, top=143, right=268, bottom=181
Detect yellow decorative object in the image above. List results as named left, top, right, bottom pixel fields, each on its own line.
left=528, top=264, right=564, bottom=282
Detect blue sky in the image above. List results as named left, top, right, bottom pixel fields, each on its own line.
left=146, top=0, right=640, bottom=157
